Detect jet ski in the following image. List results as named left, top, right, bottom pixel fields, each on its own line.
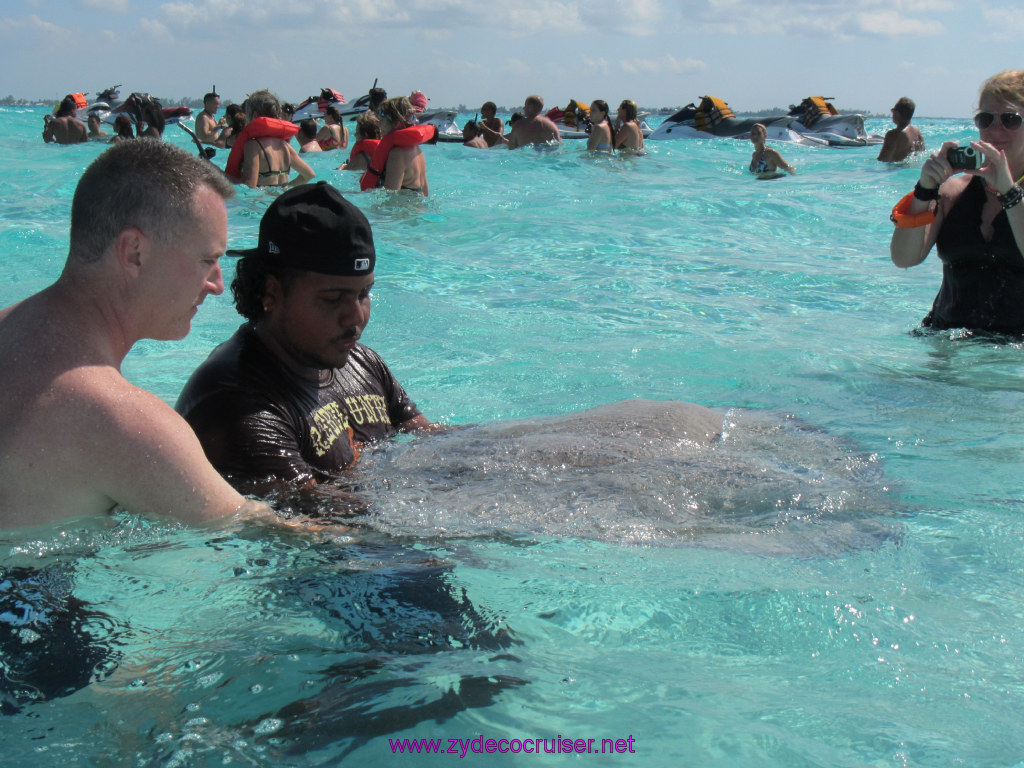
left=83, top=85, right=124, bottom=117
left=86, top=91, right=191, bottom=126
left=292, top=85, right=462, bottom=141
left=647, top=96, right=882, bottom=147
left=291, top=87, right=370, bottom=122
left=417, top=110, right=464, bottom=142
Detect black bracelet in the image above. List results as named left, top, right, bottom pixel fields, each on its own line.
left=997, top=184, right=1024, bottom=210
left=913, top=182, right=940, bottom=201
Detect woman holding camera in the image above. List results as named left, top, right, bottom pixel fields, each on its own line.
left=890, top=70, right=1024, bottom=334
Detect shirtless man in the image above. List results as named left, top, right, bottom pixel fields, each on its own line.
left=477, top=101, right=505, bottom=147
left=461, top=121, right=488, bottom=149
left=195, top=90, right=223, bottom=144
left=0, top=140, right=265, bottom=528
left=87, top=112, right=108, bottom=140
left=877, top=97, right=925, bottom=163
left=42, top=95, right=87, bottom=144
left=506, top=95, right=562, bottom=149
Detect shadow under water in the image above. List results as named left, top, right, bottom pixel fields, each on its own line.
left=359, top=399, right=902, bottom=556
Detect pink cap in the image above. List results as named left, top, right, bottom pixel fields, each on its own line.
left=409, top=91, right=428, bottom=112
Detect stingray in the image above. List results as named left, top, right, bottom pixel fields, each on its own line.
left=356, top=399, right=902, bottom=556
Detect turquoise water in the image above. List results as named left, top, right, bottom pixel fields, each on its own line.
left=3, top=108, right=1024, bottom=766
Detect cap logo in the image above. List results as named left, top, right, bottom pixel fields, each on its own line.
left=268, top=241, right=280, bottom=254
left=354, top=258, right=370, bottom=271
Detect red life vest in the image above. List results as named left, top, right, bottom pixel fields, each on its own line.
left=225, top=117, right=299, bottom=180
left=348, top=138, right=381, bottom=165
left=359, top=125, right=436, bottom=191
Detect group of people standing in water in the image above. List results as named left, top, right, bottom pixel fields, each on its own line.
left=35, top=70, right=1024, bottom=339
left=583, top=99, right=646, bottom=153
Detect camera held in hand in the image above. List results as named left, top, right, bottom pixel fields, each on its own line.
left=947, top=145, right=983, bottom=171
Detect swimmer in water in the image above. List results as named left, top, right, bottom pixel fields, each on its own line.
left=42, top=95, right=87, bottom=144
left=614, top=100, right=645, bottom=152
left=748, top=123, right=795, bottom=177
left=176, top=182, right=442, bottom=512
left=0, top=140, right=269, bottom=528
left=371, top=96, right=431, bottom=195
left=506, top=95, right=562, bottom=149
left=477, top=101, right=505, bottom=147
left=587, top=100, right=614, bottom=153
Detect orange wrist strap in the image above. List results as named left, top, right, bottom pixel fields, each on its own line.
left=890, top=191, right=936, bottom=228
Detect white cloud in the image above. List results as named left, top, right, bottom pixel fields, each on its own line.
left=501, top=58, right=534, bottom=78
left=857, top=10, right=943, bottom=35
left=139, top=16, right=174, bottom=40
left=0, top=14, right=75, bottom=42
left=582, top=56, right=610, bottom=76
left=159, top=0, right=411, bottom=31
left=621, top=54, right=707, bottom=76
left=981, top=6, right=1024, bottom=40
left=81, top=0, right=132, bottom=11
left=675, top=0, right=951, bottom=39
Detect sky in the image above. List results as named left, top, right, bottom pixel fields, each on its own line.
left=2, top=0, right=1023, bottom=117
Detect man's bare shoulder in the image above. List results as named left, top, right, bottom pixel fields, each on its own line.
left=0, top=356, right=246, bottom=528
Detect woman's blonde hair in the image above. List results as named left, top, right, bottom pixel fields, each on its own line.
left=378, top=96, right=415, bottom=129
left=979, top=70, right=1024, bottom=112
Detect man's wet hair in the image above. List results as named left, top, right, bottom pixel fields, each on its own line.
left=231, top=258, right=302, bottom=323
left=55, top=95, right=78, bottom=118
left=893, top=97, right=916, bottom=120
left=298, top=119, right=318, bottom=141
left=69, top=141, right=233, bottom=263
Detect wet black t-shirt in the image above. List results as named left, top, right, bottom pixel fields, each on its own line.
left=929, top=175, right=1024, bottom=333
left=176, top=324, right=420, bottom=485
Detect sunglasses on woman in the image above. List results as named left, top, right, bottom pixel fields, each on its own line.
left=974, top=111, right=1024, bottom=131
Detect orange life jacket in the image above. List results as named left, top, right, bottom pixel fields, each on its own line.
left=225, top=117, right=299, bottom=180
left=695, top=96, right=735, bottom=134
left=348, top=138, right=381, bottom=165
left=359, top=125, right=436, bottom=191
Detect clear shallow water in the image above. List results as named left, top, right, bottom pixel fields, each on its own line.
left=3, top=109, right=1024, bottom=766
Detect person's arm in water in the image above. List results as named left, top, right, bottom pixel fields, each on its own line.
left=768, top=148, right=796, bottom=174
left=285, top=145, right=315, bottom=188
left=78, top=376, right=264, bottom=524
left=399, top=413, right=447, bottom=434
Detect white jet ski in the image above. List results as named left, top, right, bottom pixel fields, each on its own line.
left=647, top=96, right=882, bottom=147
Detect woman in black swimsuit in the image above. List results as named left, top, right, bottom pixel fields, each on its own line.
left=890, top=70, right=1024, bottom=334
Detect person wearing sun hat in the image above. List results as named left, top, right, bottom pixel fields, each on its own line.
left=176, top=181, right=438, bottom=497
